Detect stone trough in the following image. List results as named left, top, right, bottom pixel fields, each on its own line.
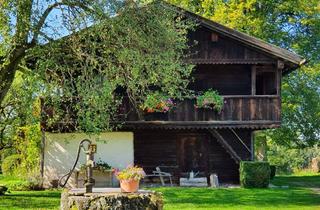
left=61, top=188, right=163, bottom=210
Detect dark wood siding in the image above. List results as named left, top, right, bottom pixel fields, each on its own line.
left=134, top=130, right=179, bottom=182
left=134, top=129, right=253, bottom=184
left=208, top=134, right=239, bottom=182
left=188, top=27, right=276, bottom=64
left=191, top=65, right=252, bottom=94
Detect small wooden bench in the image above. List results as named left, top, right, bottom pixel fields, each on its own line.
left=145, top=167, right=173, bottom=186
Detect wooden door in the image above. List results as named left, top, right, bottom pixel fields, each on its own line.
left=178, top=134, right=209, bottom=178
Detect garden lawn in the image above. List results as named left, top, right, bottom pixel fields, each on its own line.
left=0, top=175, right=61, bottom=210
left=0, top=190, right=61, bottom=210
left=151, top=173, right=320, bottom=210
left=0, top=174, right=319, bottom=209
left=154, top=187, right=320, bottom=210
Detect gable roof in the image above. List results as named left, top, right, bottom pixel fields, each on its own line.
left=161, top=2, right=306, bottom=72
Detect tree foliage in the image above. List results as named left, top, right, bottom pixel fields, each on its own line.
left=35, top=1, right=195, bottom=132
left=0, top=71, right=41, bottom=150
left=0, top=0, right=112, bottom=105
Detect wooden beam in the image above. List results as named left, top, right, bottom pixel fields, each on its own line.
left=276, top=60, right=284, bottom=95
left=230, top=128, right=252, bottom=154
left=251, top=131, right=255, bottom=161
left=251, top=65, right=256, bottom=95
left=188, top=58, right=275, bottom=65
left=209, top=129, right=241, bottom=163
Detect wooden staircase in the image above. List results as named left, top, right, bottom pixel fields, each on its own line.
left=208, top=128, right=253, bottom=164
left=209, top=129, right=241, bottom=164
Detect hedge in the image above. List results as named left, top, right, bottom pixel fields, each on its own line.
left=240, top=161, right=270, bottom=188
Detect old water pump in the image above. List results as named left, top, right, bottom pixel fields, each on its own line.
left=59, top=139, right=97, bottom=193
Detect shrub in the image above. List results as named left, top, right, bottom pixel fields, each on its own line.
left=0, top=177, right=42, bottom=191
left=266, top=139, right=320, bottom=174
left=240, top=161, right=270, bottom=188
left=1, top=154, right=22, bottom=176
left=0, top=173, right=43, bottom=191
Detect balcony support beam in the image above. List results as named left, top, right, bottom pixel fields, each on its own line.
left=251, top=65, right=256, bottom=95
left=276, top=60, right=284, bottom=95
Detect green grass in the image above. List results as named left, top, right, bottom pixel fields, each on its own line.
left=151, top=174, right=320, bottom=210
left=0, top=174, right=319, bottom=209
left=271, top=173, right=320, bottom=188
left=0, top=175, right=61, bottom=210
left=154, top=187, right=320, bottom=210
left=0, top=190, right=61, bottom=210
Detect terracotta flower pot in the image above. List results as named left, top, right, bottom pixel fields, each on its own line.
left=120, top=179, right=140, bottom=193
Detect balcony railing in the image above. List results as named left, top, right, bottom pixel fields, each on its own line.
left=122, top=95, right=281, bottom=123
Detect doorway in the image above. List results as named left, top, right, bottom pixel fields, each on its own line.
left=177, top=134, right=209, bottom=178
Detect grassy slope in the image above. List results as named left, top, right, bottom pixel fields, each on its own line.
left=0, top=174, right=319, bottom=210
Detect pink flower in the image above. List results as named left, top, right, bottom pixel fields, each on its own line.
left=166, top=99, right=173, bottom=105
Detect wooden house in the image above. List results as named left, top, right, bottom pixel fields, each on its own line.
left=41, top=4, right=305, bottom=186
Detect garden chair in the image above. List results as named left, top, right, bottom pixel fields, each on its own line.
left=145, top=166, right=173, bottom=186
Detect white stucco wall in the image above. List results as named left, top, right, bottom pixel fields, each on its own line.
left=43, top=132, right=133, bottom=188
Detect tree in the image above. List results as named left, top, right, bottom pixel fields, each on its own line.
left=268, top=64, right=320, bottom=148
left=0, top=70, right=42, bottom=150
left=0, top=0, right=111, bottom=105
left=0, top=1, right=195, bottom=178
left=1, top=0, right=195, bottom=134
left=35, top=1, right=194, bottom=132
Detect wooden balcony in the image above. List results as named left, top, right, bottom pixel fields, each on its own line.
left=122, top=95, right=281, bottom=129
left=42, top=95, right=281, bottom=131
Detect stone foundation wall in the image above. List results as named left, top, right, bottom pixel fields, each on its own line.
left=61, top=189, right=163, bottom=210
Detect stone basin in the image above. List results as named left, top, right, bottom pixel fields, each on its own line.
left=61, top=188, right=163, bottom=210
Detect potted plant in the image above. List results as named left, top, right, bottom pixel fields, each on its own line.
left=140, top=91, right=175, bottom=120
left=114, top=165, right=146, bottom=193
left=195, top=89, right=224, bottom=113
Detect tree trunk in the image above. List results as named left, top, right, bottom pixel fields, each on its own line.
left=0, top=46, right=27, bottom=105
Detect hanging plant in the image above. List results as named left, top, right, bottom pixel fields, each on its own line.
left=141, top=91, right=175, bottom=113
left=196, top=89, right=224, bottom=112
